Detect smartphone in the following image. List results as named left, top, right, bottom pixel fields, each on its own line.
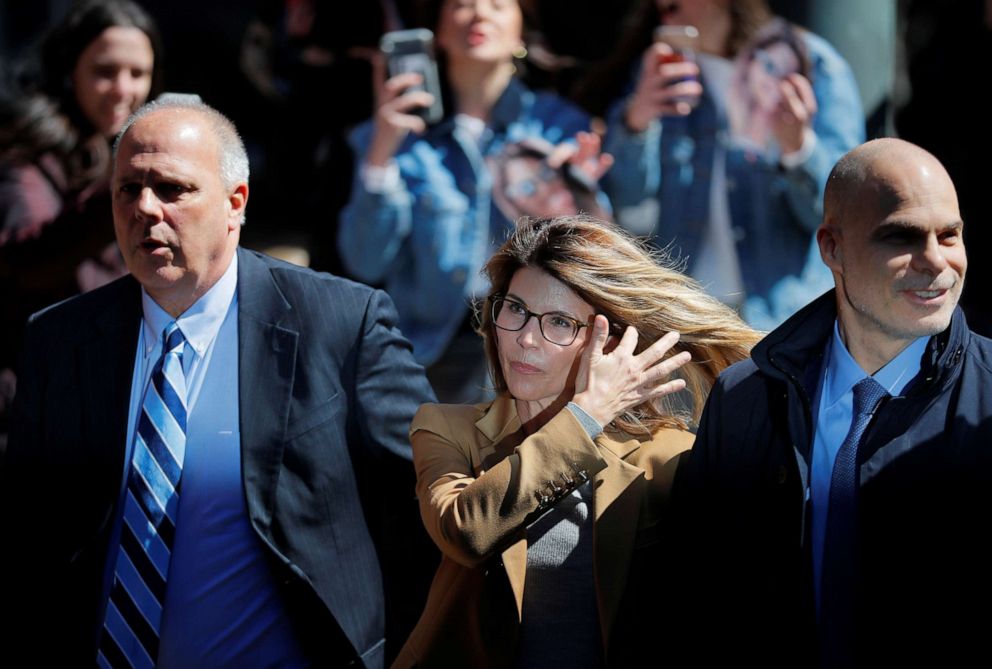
left=653, top=25, right=700, bottom=57
left=653, top=25, right=700, bottom=107
left=379, top=28, right=444, bottom=125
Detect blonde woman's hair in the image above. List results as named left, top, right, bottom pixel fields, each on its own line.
left=479, top=215, right=762, bottom=433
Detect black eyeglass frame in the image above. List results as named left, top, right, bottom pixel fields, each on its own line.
left=490, top=295, right=590, bottom=346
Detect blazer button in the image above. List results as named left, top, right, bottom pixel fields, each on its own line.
left=777, top=465, right=788, bottom=485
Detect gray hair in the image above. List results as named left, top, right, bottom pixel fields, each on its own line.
left=114, top=94, right=250, bottom=220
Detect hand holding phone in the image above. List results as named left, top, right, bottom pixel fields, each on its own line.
left=624, top=25, right=703, bottom=131
left=379, top=29, right=444, bottom=125
left=654, top=25, right=701, bottom=108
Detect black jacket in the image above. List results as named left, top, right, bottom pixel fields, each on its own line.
left=673, top=291, right=992, bottom=667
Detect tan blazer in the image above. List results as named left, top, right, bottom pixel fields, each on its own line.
left=392, top=396, right=694, bottom=668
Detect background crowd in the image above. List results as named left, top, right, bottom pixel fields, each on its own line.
left=1, top=0, right=988, bottom=431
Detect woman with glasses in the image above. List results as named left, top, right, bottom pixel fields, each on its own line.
left=393, top=215, right=759, bottom=667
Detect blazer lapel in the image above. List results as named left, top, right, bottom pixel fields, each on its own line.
left=592, top=433, right=645, bottom=649
left=79, top=277, right=142, bottom=482
left=236, top=248, right=299, bottom=536
left=477, top=397, right=529, bottom=618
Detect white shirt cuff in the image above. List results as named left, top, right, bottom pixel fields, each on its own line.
left=780, top=127, right=817, bottom=169
left=360, top=160, right=401, bottom=194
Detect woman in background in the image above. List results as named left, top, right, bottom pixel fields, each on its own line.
left=395, top=215, right=759, bottom=667
left=587, top=0, right=863, bottom=329
left=338, top=0, right=610, bottom=405
left=0, top=0, right=162, bottom=442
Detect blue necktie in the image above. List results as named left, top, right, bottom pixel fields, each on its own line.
left=99, top=322, right=187, bottom=669
left=820, top=376, right=888, bottom=667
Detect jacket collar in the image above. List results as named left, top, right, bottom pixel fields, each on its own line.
left=426, top=77, right=531, bottom=140
left=753, top=288, right=971, bottom=396
left=78, top=275, right=143, bottom=486
left=487, top=77, right=529, bottom=135
left=236, top=247, right=300, bottom=539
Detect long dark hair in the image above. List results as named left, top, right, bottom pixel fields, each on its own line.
left=0, top=0, right=163, bottom=181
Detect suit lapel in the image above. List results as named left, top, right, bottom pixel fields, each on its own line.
left=477, top=399, right=648, bottom=632
left=592, top=433, right=645, bottom=649
left=236, top=248, right=299, bottom=534
left=476, top=398, right=530, bottom=617
left=79, top=277, right=142, bottom=481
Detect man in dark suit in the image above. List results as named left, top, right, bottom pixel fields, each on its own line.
left=673, top=138, right=992, bottom=666
left=0, top=97, right=435, bottom=667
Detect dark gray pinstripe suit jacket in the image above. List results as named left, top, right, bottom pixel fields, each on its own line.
left=0, top=247, right=437, bottom=668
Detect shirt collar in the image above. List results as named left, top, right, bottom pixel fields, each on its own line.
left=823, top=320, right=929, bottom=407
left=141, top=253, right=239, bottom=357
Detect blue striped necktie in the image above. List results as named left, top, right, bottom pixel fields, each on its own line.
left=820, top=376, right=888, bottom=667
left=99, top=322, right=187, bottom=668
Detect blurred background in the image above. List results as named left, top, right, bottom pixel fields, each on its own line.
left=3, top=0, right=984, bottom=324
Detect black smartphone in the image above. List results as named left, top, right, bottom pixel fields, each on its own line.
left=379, top=28, right=444, bottom=125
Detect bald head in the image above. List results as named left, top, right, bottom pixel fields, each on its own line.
left=824, top=138, right=955, bottom=232
left=817, top=137, right=966, bottom=373
left=115, top=97, right=249, bottom=194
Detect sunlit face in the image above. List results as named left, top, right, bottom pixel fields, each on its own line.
left=72, top=26, right=154, bottom=138
left=113, top=110, right=246, bottom=314
left=436, top=0, right=524, bottom=64
left=821, top=158, right=966, bottom=356
left=496, top=266, right=595, bottom=406
left=747, top=42, right=799, bottom=111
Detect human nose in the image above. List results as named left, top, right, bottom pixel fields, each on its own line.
left=135, top=187, right=162, bottom=220
left=474, top=0, right=493, bottom=19
left=106, top=71, right=128, bottom=100
left=912, top=233, right=950, bottom=276
left=515, top=313, right=542, bottom=348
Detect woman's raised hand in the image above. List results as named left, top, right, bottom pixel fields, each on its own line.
left=572, top=315, right=691, bottom=427
left=547, top=131, right=614, bottom=182
left=624, top=42, right=703, bottom=133
left=366, top=55, right=437, bottom=167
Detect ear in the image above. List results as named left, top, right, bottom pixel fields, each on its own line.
left=817, top=220, right=842, bottom=273
left=227, top=182, right=249, bottom=230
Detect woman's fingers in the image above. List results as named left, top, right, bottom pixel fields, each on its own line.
left=635, top=330, right=680, bottom=368
left=642, top=377, right=688, bottom=402
left=643, top=350, right=692, bottom=385
left=546, top=141, right=576, bottom=169
left=383, top=71, right=424, bottom=95
left=587, top=315, right=610, bottom=359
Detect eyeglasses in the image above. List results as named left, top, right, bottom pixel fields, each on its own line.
left=491, top=296, right=588, bottom=346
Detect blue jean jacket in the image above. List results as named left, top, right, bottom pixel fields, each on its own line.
left=603, top=29, right=864, bottom=330
left=338, top=79, right=591, bottom=364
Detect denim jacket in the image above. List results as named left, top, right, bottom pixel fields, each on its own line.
left=338, top=79, right=591, bottom=365
left=603, top=29, right=864, bottom=330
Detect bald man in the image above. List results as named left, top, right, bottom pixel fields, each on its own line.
left=0, top=99, right=435, bottom=667
left=672, top=138, right=992, bottom=667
